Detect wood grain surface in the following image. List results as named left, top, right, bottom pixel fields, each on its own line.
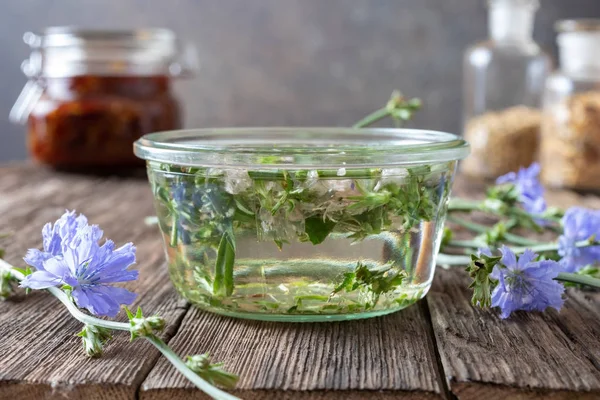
left=0, top=164, right=188, bottom=399
left=0, top=164, right=598, bottom=400
left=428, top=269, right=600, bottom=400
left=140, top=303, right=444, bottom=399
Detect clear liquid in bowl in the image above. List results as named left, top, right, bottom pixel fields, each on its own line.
left=149, top=162, right=455, bottom=322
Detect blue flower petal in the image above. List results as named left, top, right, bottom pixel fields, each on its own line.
left=558, top=207, right=600, bottom=272
left=496, top=163, right=547, bottom=216
left=491, top=250, right=565, bottom=318
left=20, top=271, right=64, bottom=289
left=24, top=210, right=140, bottom=317
left=496, top=171, right=517, bottom=185
left=499, top=246, right=517, bottom=270
left=41, top=222, right=62, bottom=255
left=517, top=249, right=537, bottom=269
left=477, top=247, right=493, bottom=257
left=23, top=248, right=51, bottom=271
left=72, top=285, right=137, bottom=317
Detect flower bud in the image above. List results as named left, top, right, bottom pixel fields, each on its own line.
left=186, top=353, right=212, bottom=373
left=77, top=324, right=112, bottom=357
left=130, top=315, right=165, bottom=338
left=125, top=306, right=165, bottom=340
left=185, top=353, right=239, bottom=389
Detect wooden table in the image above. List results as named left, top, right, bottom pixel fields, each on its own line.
left=0, top=164, right=598, bottom=400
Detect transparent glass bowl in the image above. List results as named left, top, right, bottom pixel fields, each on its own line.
left=134, top=128, right=469, bottom=322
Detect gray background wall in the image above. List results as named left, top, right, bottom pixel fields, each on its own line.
left=1, top=0, right=598, bottom=162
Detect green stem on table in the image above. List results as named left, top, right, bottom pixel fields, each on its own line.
left=436, top=253, right=472, bottom=266
left=446, top=215, right=542, bottom=246
left=448, top=198, right=560, bottom=223
left=511, top=240, right=598, bottom=255
left=447, top=198, right=483, bottom=212
left=0, top=259, right=239, bottom=400
left=144, top=335, right=240, bottom=400
left=447, top=239, right=485, bottom=249
left=352, top=107, right=391, bottom=128
left=446, top=215, right=486, bottom=233
left=501, top=232, right=542, bottom=246
left=145, top=216, right=159, bottom=226
left=556, top=272, right=600, bottom=288
left=438, top=241, right=598, bottom=265
left=436, top=253, right=600, bottom=289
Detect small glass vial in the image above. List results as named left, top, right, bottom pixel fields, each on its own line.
left=540, top=20, right=600, bottom=190
left=10, top=28, right=197, bottom=170
left=461, top=0, right=551, bottom=179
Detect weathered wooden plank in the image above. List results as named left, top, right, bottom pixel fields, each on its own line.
left=140, top=303, right=445, bottom=399
left=427, top=269, right=600, bottom=400
left=3, top=164, right=600, bottom=399
left=427, top=187, right=600, bottom=400
left=0, top=164, right=446, bottom=399
left=0, top=165, right=187, bottom=399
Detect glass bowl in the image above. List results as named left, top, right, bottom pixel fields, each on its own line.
left=134, top=128, right=469, bottom=322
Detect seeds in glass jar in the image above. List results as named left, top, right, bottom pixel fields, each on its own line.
left=540, top=91, right=600, bottom=190
left=462, top=106, right=542, bottom=179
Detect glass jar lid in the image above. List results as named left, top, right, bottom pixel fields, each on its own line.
left=555, top=19, right=600, bottom=78
left=21, top=27, right=198, bottom=78
left=134, top=128, right=470, bottom=168
left=556, top=19, right=600, bottom=33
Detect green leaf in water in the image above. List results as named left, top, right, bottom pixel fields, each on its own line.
left=304, top=216, right=336, bottom=245
left=332, top=262, right=407, bottom=309
left=213, top=231, right=236, bottom=297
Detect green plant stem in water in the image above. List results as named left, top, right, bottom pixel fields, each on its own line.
left=0, top=259, right=239, bottom=400
left=247, top=168, right=381, bottom=181
left=170, top=214, right=179, bottom=248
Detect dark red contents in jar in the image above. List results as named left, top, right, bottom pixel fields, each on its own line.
left=28, top=75, right=181, bottom=169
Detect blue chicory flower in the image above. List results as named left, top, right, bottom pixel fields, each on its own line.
left=23, top=210, right=88, bottom=271
left=478, top=247, right=493, bottom=257
left=20, top=211, right=138, bottom=317
left=490, top=246, right=564, bottom=319
left=558, top=207, right=600, bottom=273
left=496, top=163, right=547, bottom=215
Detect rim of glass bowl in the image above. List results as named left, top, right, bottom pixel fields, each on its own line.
left=134, top=127, right=470, bottom=169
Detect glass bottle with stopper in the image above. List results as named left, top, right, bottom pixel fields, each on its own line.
left=540, top=19, right=600, bottom=191
left=461, top=0, right=551, bottom=179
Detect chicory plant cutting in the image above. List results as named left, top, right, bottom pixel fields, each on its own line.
left=0, top=211, right=239, bottom=400
left=439, top=162, right=600, bottom=318
left=0, top=91, right=599, bottom=400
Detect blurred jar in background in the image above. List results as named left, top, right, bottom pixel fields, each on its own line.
left=10, top=28, right=196, bottom=170
left=541, top=20, right=600, bottom=190
left=461, top=0, right=551, bottom=179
